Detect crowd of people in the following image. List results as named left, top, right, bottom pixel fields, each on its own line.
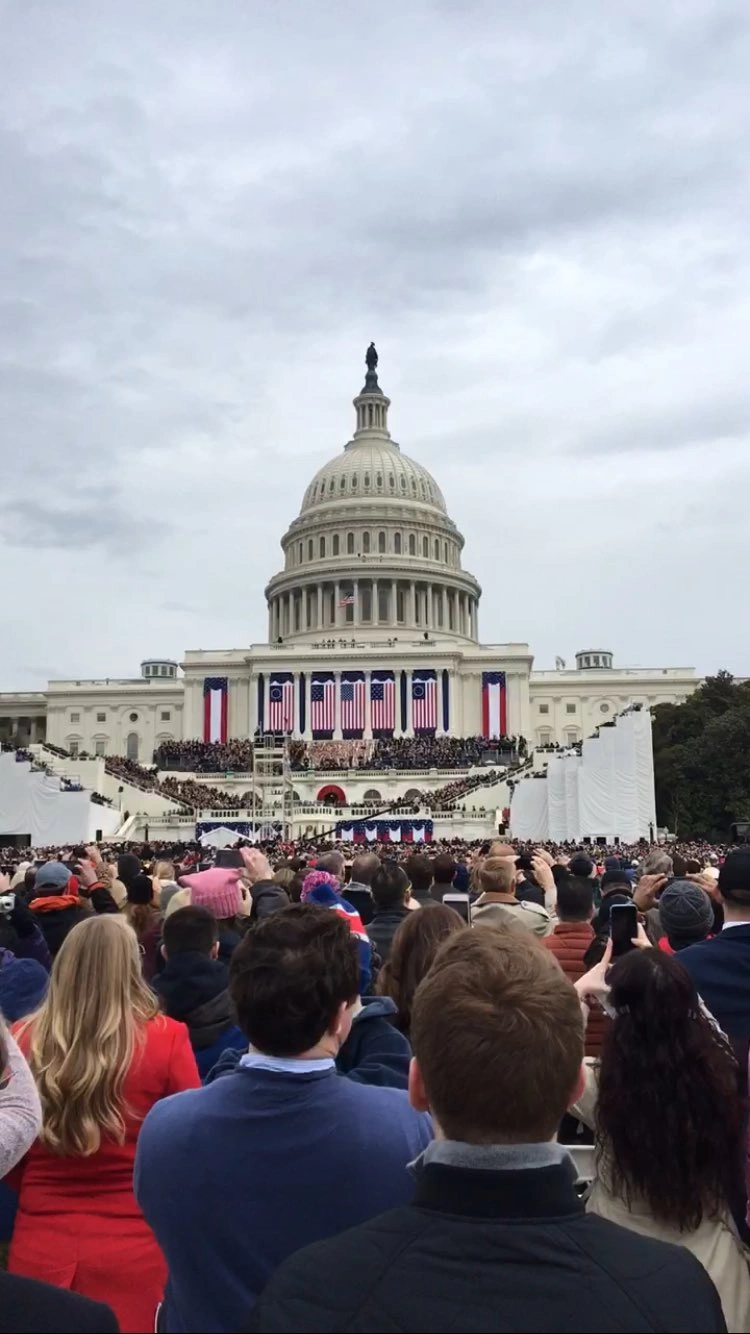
left=0, top=832, right=749, bottom=1330
left=153, top=734, right=525, bottom=775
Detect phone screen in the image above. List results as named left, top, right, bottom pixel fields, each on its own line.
left=444, top=894, right=471, bottom=924
left=610, top=903, right=638, bottom=958
left=215, top=849, right=244, bottom=870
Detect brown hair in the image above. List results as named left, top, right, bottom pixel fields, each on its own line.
left=411, top=928, right=583, bottom=1143
left=377, top=904, right=467, bottom=1038
left=478, top=856, right=516, bottom=895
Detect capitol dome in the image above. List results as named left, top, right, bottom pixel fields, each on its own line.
left=265, top=346, right=481, bottom=644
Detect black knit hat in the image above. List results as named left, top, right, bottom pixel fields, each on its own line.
left=658, top=880, right=713, bottom=943
left=718, top=851, right=750, bottom=905
left=126, top=873, right=155, bottom=906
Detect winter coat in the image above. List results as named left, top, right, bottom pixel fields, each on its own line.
left=472, top=894, right=552, bottom=938
left=366, top=906, right=410, bottom=962
left=153, top=952, right=244, bottom=1080
left=8, top=1015, right=200, bottom=1334
left=27, top=896, right=90, bottom=958
left=248, top=1156, right=726, bottom=1333
left=249, top=880, right=290, bottom=922
left=542, top=921, right=609, bottom=1057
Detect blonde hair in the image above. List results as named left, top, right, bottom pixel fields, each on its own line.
left=154, top=860, right=175, bottom=881
left=19, top=915, right=159, bottom=1157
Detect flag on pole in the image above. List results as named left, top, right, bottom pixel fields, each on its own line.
left=411, top=670, right=437, bottom=732
left=339, top=594, right=355, bottom=607
left=268, top=673, right=294, bottom=732
left=203, top=677, right=228, bottom=744
left=370, top=671, right=395, bottom=733
left=311, top=672, right=336, bottom=737
left=340, top=671, right=365, bottom=737
left=482, top=671, right=507, bottom=738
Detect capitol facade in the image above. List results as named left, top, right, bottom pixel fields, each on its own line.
left=0, top=348, right=698, bottom=761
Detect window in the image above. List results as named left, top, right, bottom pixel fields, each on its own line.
left=362, top=532, right=370, bottom=554
left=378, top=531, right=386, bottom=553
left=538, top=730, right=551, bottom=746
left=95, top=739, right=106, bottom=757
left=593, top=655, right=600, bottom=666
left=126, top=733, right=139, bottom=761
left=96, top=712, right=106, bottom=722
left=129, top=712, right=139, bottom=722
left=143, top=665, right=151, bottom=676
left=160, top=665, right=167, bottom=676
left=566, top=703, right=576, bottom=714
left=360, top=584, right=372, bottom=622
left=307, top=539, right=313, bottom=560
left=351, top=473, right=357, bottom=488
left=388, top=474, right=395, bottom=490
left=539, top=704, right=549, bottom=714
left=376, top=473, right=382, bottom=489
left=161, top=711, right=171, bottom=721
left=346, top=532, right=354, bottom=554
left=600, top=702, right=610, bottom=713
left=422, top=536, right=429, bottom=557
left=298, top=542, right=302, bottom=562
left=397, top=588, right=406, bottom=622
left=363, top=472, right=370, bottom=487
left=69, top=741, right=79, bottom=759
left=408, top=534, right=416, bottom=555
left=320, top=536, right=326, bottom=558
left=394, top=532, right=401, bottom=554
left=332, top=534, right=339, bottom=556
left=434, top=538, right=440, bottom=560
left=444, top=542, right=448, bottom=562
left=340, top=476, right=346, bottom=490
left=378, top=584, right=390, bottom=623
left=70, top=712, right=80, bottom=723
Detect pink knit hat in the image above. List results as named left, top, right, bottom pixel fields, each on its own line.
left=179, top=867, right=243, bottom=920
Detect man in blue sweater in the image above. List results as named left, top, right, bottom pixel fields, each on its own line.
left=134, top=904, right=431, bottom=1333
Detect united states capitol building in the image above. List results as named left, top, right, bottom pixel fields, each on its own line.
left=0, top=348, right=696, bottom=843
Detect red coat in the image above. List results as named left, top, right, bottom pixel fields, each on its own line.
left=542, top=921, right=609, bottom=1057
left=9, top=1015, right=200, bottom=1333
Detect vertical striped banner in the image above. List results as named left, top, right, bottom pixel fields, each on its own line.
left=482, top=671, right=507, bottom=737
left=203, top=678, right=228, bottom=743
left=441, top=669, right=450, bottom=733
left=341, top=671, right=366, bottom=737
left=412, top=669, right=437, bottom=732
left=311, top=672, right=336, bottom=738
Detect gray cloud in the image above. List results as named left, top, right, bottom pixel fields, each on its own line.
left=0, top=0, right=749, bottom=686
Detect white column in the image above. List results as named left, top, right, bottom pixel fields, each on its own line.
left=442, top=587, right=448, bottom=631
left=334, top=581, right=340, bottom=629
left=391, top=580, right=397, bottom=626
left=353, top=578, right=360, bottom=628
left=317, top=585, right=323, bottom=630
left=426, top=583, right=433, bottom=628
left=410, top=581, right=417, bottom=626
left=373, top=578, right=379, bottom=624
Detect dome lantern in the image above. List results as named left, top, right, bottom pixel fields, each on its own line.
left=352, top=342, right=391, bottom=440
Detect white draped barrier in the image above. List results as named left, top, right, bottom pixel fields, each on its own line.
left=0, top=753, right=118, bottom=846
left=509, top=776, right=549, bottom=841
left=510, top=710, right=655, bottom=842
left=547, top=755, right=567, bottom=843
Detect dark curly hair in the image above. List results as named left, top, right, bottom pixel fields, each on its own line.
left=596, top=948, right=743, bottom=1232
left=376, top=904, right=467, bottom=1038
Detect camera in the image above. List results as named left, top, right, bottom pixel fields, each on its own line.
left=0, top=893, right=16, bottom=915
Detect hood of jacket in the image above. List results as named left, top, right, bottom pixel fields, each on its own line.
left=0, top=947, right=49, bottom=1021
left=353, top=994, right=398, bottom=1024
left=154, top=951, right=230, bottom=1017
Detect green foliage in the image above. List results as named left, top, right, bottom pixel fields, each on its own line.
left=652, top=671, right=750, bottom=838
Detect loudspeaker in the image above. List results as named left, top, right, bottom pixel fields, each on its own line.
left=95, top=829, right=102, bottom=843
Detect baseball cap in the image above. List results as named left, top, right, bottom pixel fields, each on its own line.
left=34, top=861, right=71, bottom=892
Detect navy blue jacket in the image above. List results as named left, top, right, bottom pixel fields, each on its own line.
left=679, top=924, right=750, bottom=1043
left=134, top=1064, right=432, bottom=1333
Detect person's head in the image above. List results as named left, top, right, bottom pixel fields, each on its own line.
left=126, top=873, right=155, bottom=906
left=718, top=851, right=750, bottom=920
left=272, top=866, right=296, bottom=891
left=162, top=905, right=218, bottom=961
left=658, top=881, right=714, bottom=950
left=19, top=915, right=159, bottom=1156
left=377, top=903, right=467, bottom=1037
left=409, top=930, right=584, bottom=1142
left=371, top=860, right=409, bottom=911
left=179, top=866, right=244, bottom=925
left=32, top=861, right=72, bottom=897
left=599, top=870, right=632, bottom=898
left=315, top=851, right=345, bottom=879
left=153, top=859, right=176, bottom=882
left=568, top=853, right=594, bottom=879
left=597, top=948, right=742, bottom=1231
left=404, top=854, right=433, bottom=895
left=555, top=876, right=594, bottom=923
left=643, top=849, right=673, bottom=877
left=350, top=853, right=380, bottom=887
left=431, top=854, right=457, bottom=886
left=229, top=904, right=359, bottom=1058
left=117, top=852, right=141, bottom=889
left=478, top=856, right=516, bottom=897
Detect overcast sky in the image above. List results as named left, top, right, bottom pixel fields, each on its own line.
left=1, top=0, right=749, bottom=689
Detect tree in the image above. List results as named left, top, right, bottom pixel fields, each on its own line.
left=652, top=672, right=750, bottom=838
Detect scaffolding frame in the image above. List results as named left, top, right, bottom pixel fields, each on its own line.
left=249, top=734, right=295, bottom=840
